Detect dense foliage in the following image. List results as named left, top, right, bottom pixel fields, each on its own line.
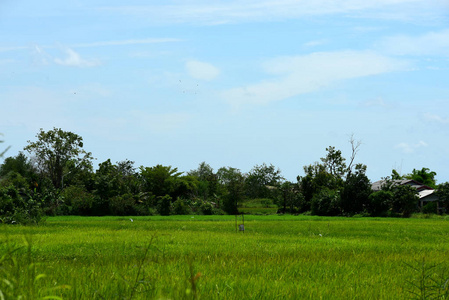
left=0, top=128, right=446, bottom=223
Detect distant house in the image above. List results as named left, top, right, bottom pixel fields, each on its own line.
left=371, top=179, right=439, bottom=210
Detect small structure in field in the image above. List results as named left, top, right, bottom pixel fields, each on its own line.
left=235, top=214, right=245, bottom=233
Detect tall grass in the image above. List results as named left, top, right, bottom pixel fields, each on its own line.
left=1, top=215, right=449, bottom=299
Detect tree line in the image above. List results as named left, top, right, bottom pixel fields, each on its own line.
left=1, top=128, right=449, bottom=224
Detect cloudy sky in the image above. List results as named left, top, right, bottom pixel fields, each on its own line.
left=1, top=0, right=449, bottom=183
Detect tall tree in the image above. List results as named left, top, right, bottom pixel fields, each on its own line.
left=0, top=152, right=36, bottom=178
left=391, top=169, right=403, bottom=180
left=217, top=166, right=245, bottom=214
left=405, top=167, right=437, bottom=188
left=139, top=164, right=183, bottom=198
left=24, top=128, right=93, bottom=189
left=188, top=161, right=214, bottom=181
left=320, top=146, right=346, bottom=178
left=245, top=163, right=283, bottom=199
left=436, top=182, right=449, bottom=212
left=346, top=134, right=362, bottom=177
left=188, top=162, right=218, bottom=200
left=341, top=164, right=372, bottom=215
left=298, top=162, right=337, bottom=211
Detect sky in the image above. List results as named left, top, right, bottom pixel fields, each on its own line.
left=1, top=0, right=449, bottom=183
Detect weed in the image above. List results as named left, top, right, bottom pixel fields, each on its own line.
left=186, top=260, right=201, bottom=299
left=0, top=236, right=70, bottom=299
left=405, top=258, right=449, bottom=299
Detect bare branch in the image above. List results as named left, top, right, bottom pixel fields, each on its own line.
left=347, top=134, right=362, bottom=176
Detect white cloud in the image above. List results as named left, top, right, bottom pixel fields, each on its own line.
left=379, top=29, right=449, bottom=56
left=222, top=50, right=408, bottom=106
left=32, top=45, right=51, bottom=65
left=395, top=141, right=428, bottom=154
left=424, top=112, right=449, bottom=124
left=185, top=60, right=220, bottom=81
left=54, top=48, right=100, bottom=67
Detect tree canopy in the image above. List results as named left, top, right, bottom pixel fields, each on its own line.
left=1, top=128, right=447, bottom=222
left=24, top=128, right=93, bottom=189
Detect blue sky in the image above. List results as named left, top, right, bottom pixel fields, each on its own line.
left=1, top=0, right=449, bottom=183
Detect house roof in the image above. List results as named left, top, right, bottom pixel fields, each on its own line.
left=371, top=179, right=435, bottom=199
left=419, top=189, right=435, bottom=199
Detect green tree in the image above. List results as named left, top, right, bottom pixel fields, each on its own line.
left=436, top=182, right=449, bottom=212
left=157, top=194, right=172, bottom=216
left=94, top=159, right=121, bottom=201
left=320, top=146, right=346, bottom=178
left=340, top=164, right=372, bottom=215
left=0, top=152, right=35, bottom=177
left=298, top=162, right=340, bottom=212
left=217, top=166, right=244, bottom=186
left=188, top=161, right=214, bottom=181
left=391, top=169, right=403, bottom=180
left=311, top=188, right=341, bottom=216
left=188, top=162, right=218, bottom=200
left=368, top=190, right=393, bottom=216
left=245, top=163, right=283, bottom=199
left=24, top=128, right=93, bottom=189
left=140, top=164, right=183, bottom=198
left=217, top=167, right=245, bottom=214
left=391, top=184, right=418, bottom=217
left=405, top=167, right=437, bottom=188
left=0, top=184, right=43, bottom=224
left=0, top=153, right=39, bottom=193
left=278, top=181, right=302, bottom=213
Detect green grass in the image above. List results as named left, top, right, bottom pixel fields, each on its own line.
left=2, top=215, right=449, bottom=299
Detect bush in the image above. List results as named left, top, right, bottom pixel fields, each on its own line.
left=172, top=198, right=192, bottom=215
left=422, top=202, right=438, bottom=215
left=110, top=194, right=139, bottom=216
left=311, top=188, right=341, bottom=216
left=200, top=201, right=214, bottom=215
left=392, top=185, right=419, bottom=217
left=61, top=185, right=95, bottom=216
left=157, top=195, right=172, bottom=216
left=368, top=190, right=393, bottom=216
left=0, top=185, right=44, bottom=225
left=222, top=194, right=238, bottom=215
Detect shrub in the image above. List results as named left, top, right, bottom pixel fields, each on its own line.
left=422, top=202, right=438, bottom=215
left=61, top=185, right=95, bottom=216
left=110, top=194, right=138, bottom=216
left=368, top=190, right=393, bottom=216
left=200, top=201, right=214, bottom=215
left=311, top=188, right=341, bottom=216
left=392, top=185, right=419, bottom=217
left=157, top=195, right=172, bottom=216
left=172, top=198, right=192, bottom=215
left=0, top=185, right=44, bottom=224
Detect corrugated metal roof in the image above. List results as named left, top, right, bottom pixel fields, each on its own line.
left=371, top=179, right=435, bottom=200
left=419, top=189, right=434, bottom=198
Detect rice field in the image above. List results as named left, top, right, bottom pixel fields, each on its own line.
left=1, top=215, right=449, bottom=299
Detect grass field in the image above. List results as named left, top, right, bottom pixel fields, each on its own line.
left=1, top=215, right=449, bottom=299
